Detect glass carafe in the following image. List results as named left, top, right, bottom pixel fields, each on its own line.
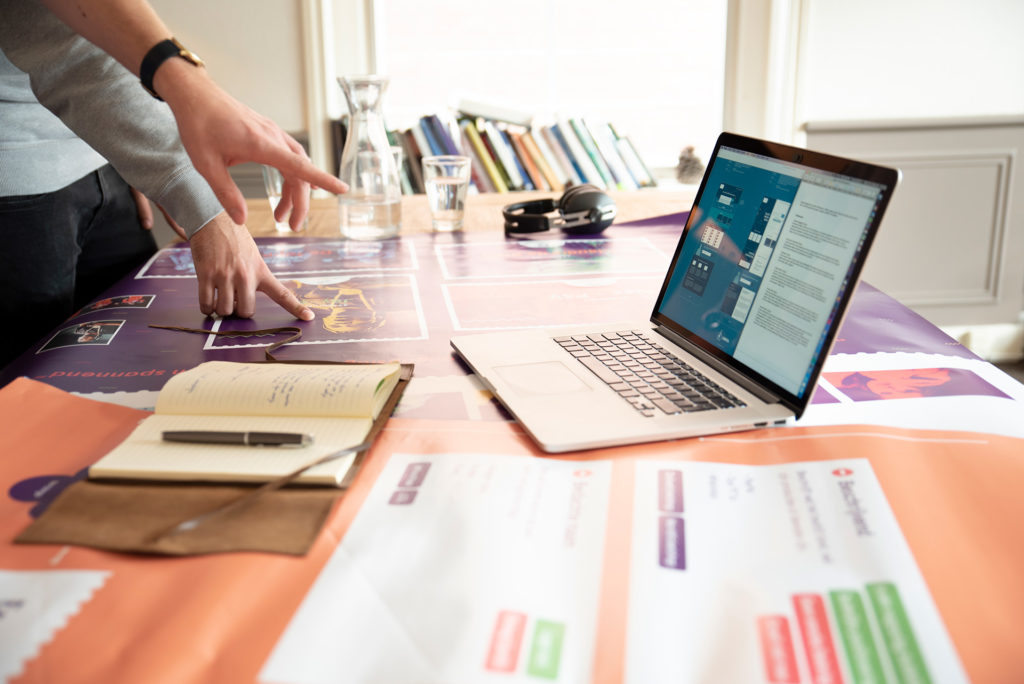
left=337, top=75, right=401, bottom=240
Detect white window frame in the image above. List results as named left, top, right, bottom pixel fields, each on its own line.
left=301, top=0, right=808, bottom=181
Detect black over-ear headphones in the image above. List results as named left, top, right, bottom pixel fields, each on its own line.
left=503, top=184, right=617, bottom=237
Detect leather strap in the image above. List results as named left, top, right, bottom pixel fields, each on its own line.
left=140, top=38, right=203, bottom=100
left=149, top=324, right=301, bottom=361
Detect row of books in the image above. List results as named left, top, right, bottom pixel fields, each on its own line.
left=332, top=112, right=657, bottom=195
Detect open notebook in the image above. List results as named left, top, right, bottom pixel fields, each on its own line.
left=90, top=361, right=407, bottom=485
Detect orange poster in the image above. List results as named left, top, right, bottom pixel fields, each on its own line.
left=2, top=379, right=1023, bottom=683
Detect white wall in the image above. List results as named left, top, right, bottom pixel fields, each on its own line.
left=150, top=0, right=308, bottom=133
left=800, top=0, right=1024, bottom=348
left=802, top=0, right=1024, bottom=122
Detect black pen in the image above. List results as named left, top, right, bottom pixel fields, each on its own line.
left=162, top=430, right=313, bottom=447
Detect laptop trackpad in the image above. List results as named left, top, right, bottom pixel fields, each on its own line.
left=494, top=361, right=591, bottom=397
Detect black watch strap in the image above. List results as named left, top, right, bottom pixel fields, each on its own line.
left=140, top=38, right=203, bottom=100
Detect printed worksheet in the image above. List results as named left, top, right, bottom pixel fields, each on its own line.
left=263, top=454, right=965, bottom=683
left=625, top=459, right=967, bottom=683
left=262, top=453, right=612, bottom=683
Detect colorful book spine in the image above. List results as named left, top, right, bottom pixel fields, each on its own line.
left=425, top=114, right=461, bottom=156
left=507, top=129, right=548, bottom=191
left=453, top=125, right=488, bottom=193
left=329, top=117, right=348, bottom=176
left=400, top=130, right=426, bottom=193
left=614, top=131, right=656, bottom=187
left=425, top=113, right=479, bottom=191
left=409, top=123, right=434, bottom=164
left=521, top=131, right=563, bottom=192
left=585, top=119, right=638, bottom=190
left=496, top=124, right=535, bottom=191
left=549, top=123, right=591, bottom=186
left=569, top=118, right=615, bottom=189
left=540, top=125, right=583, bottom=186
left=534, top=127, right=575, bottom=187
left=417, top=116, right=444, bottom=156
left=476, top=119, right=515, bottom=191
left=437, top=110, right=468, bottom=154
left=461, top=119, right=508, bottom=193
left=557, top=118, right=605, bottom=188
left=460, top=125, right=495, bottom=193
left=385, top=111, right=655, bottom=194
left=483, top=120, right=527, bottom=190
left=385, top=129, right=414, bottom=195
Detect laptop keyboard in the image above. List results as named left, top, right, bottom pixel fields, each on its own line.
left=554, top=331, right=746, bottom=417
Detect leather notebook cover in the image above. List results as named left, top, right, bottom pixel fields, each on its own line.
left=16, top=363, right=413, bottom=556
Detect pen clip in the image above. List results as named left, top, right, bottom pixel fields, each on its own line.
left=145, top=439, right=374, bottom=545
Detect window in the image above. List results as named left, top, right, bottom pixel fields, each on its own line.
left=370, top=0, right=728, bottom=177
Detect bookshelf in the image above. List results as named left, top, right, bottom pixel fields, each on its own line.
left=331, top=109, right=659, bottom=196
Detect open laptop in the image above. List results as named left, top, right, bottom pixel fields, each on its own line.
left=451, top=132, right=899, bottom=452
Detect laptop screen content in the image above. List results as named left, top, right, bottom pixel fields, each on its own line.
left=654, top=144, right=890, bottom=399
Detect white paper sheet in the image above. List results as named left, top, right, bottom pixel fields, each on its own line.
left=261, top=453, right=612, bottom=683
left=625, top=459, right=966, bottom=683
left=801, top=352, right=1024, bottom=438
left=264, top=453, right=967, bottom=683
left=0, top=569, right=110, bottom=681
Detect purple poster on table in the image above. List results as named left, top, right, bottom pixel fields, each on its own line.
left=139, top=238, right=416, bottom=278
left=0, top=214, right=975, bottom=406
left=209, top=273, right=427, bottom=349
left=444, top=276, right=663, bottom=331
left=435, top=237, right=670, bottom=280
left=830, top=283, right=976, bottom=359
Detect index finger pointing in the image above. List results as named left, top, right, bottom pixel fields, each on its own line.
left=255, top=143, right=348, bottom=196
left=284, top=158, right=347, bottom=196
left=259, top=276, right=315, bottom=321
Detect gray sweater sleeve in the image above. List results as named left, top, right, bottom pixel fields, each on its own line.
left=0, top=0, right=223, bottom=237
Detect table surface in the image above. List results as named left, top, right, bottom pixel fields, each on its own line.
left=245, top=190, right=698, bottom=238
left=3, top=190, right=1024, bottom=684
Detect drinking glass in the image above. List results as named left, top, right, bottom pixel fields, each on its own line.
left=421, top=155, right=471, bottom=232
left=261, top=165, right=299, bottom=233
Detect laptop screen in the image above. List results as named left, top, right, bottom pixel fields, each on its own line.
left=653, top=135, right=896, bottom=407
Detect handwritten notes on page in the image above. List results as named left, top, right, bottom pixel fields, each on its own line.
left=156, top=361, right=402, bottom=419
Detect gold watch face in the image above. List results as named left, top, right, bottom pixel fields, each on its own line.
left=171, top=38, right=204, bottom=68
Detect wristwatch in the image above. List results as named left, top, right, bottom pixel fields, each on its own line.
left=140, top=37, right=204, bottom=100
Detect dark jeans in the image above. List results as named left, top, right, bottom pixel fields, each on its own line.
left=0, top=164, right=158, bottom=369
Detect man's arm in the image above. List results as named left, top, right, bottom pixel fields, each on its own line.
left=0, top=0, right=220, bottom=236
left=36, top=0, right=346, bottom=228
left=0, top=1, right=313, bottom=321
left=36, top=0, right=169, bottom=74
